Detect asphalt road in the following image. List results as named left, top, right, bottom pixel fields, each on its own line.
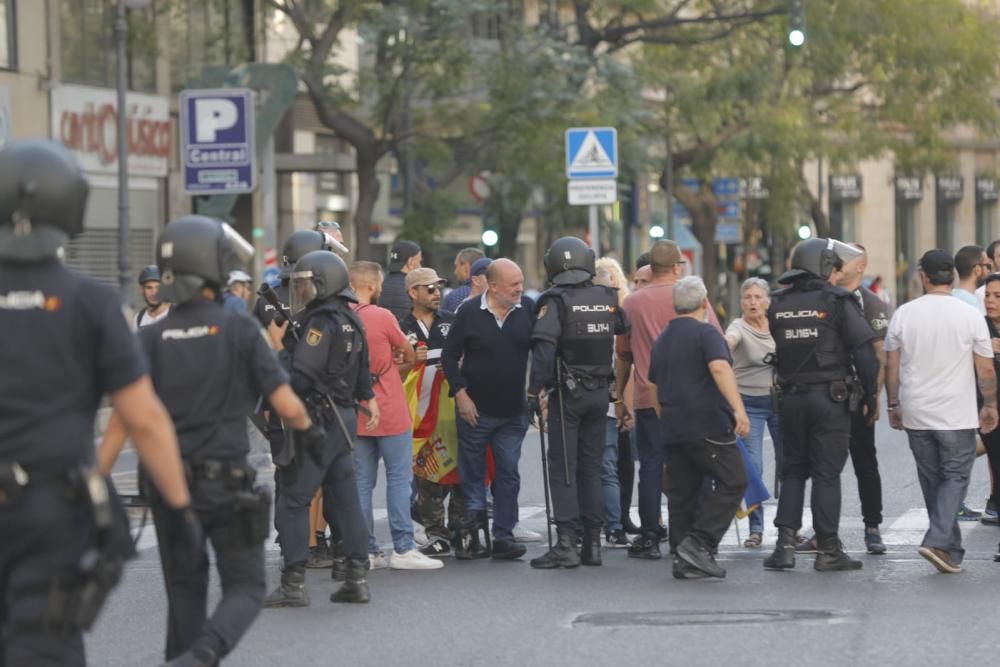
left=89, top=413, right=999, bottom=667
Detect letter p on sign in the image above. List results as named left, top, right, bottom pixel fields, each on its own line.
left=194, top=98, right=239, bottom=142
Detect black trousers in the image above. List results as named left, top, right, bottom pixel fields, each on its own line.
left=0, top=484, right=94, bottom=667
left=274, top=406, right=367, bottom=569
left=981, top=427, right=1000, bottom=513
left=849, top=409, right=883, bottom=528
left=546, top=386, right=608, bottom=529
left=774, top=388, right=852, bottom=540
left=617, top=429, right=635, bottom=523
left=665, top=437, right=747, bottom=551
left=151, top=470, right=265, bottom=661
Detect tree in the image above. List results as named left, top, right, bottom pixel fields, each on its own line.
left=632, top=0, right=1000, bottom=301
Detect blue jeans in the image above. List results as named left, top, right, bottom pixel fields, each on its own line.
left=457, top=412, right=529, bottom=541
left=906, top=429, right=976, bottom=565
left=741, top=393, right=783, bottom=533
left=354, top=431, right=416, bottom=555
left=635, top=408, right=664, bottom=532
left=602, top=417, right=622, bottom=533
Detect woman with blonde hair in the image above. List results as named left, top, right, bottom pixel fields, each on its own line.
left=594, top=256, right=640, bottom=542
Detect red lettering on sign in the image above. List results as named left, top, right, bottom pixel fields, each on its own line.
left=58, top=101, right=170, bottom=166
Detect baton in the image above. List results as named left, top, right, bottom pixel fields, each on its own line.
left=537, top=408, right=554, bottom=550
left=555, top=364, right=571, bottom=488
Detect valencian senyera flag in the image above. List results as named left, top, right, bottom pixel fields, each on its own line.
left=404, top=351, right=494, bottom=485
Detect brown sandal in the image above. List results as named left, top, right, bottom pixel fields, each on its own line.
left=743, top=532, right=763, bottom=549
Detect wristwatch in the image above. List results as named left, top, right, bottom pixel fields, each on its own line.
left=887, top=401, right=900, bottom=411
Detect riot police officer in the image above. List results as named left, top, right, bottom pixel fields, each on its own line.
left=99, top=215, right=320, bottom=666
left=253, top=229, right=334, bottom=331
left=528, top=236, right=628, bottom=569
left=0, top=139, right=194, bottom=665
left=264, top=250, right=379, bottom=606
left=764, top=238, right=879, bottom=572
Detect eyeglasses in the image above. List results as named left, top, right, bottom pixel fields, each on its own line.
left=980, top=262, right=994, bottom=269
left=418, top=285, right=440, bottom=294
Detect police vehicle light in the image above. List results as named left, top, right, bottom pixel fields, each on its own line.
left=482, top=229, right=499, bottom=247
left=797, top=224, right=812, bottom=240
left=649, top=224, right=665, bottom=239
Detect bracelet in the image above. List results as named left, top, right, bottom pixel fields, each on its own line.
left=613, top=400, right=623, bottom=405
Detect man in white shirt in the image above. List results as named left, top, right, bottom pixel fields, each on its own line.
left=136, top=264, right=170, bottom=328
left=885, top=249, right=998, bottom=573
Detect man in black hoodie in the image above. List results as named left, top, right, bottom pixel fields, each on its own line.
left=380, top=240, right=422, bottom=322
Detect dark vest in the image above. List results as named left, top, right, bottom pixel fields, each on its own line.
left=543, top=284, right=618, bottom=379
left=303, top=301, right=368, bottom=405
left=769, top=282, right=851, bottom=385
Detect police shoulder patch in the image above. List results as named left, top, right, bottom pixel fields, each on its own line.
left=306, top=328, right=323, bottom=346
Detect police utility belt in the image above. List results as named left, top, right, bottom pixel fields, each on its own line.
left=0, top=461, right=134, bottom=634
left=772, top=377, right=863, bottom=412
left=559, top=361, right=610, bottom=400
left=181, top=458, right=272, bottom=550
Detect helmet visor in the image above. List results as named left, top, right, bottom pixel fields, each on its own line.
left=221, top=222, right=254, bottom=269
left=289, top=270, right=317, bottom=315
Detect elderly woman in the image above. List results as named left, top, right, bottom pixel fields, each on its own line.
left=594, top=258, right=636, bottom=545
left=725, top=277, right=783, bottom=548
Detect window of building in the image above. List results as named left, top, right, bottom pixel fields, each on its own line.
left=976, top=200, right=994, bottom=248
left=169, top=0, right=253, bottom=92
left=0, top=0, right=15, bottom=69
left=895, top=202, right=916, bottom=304
left=59, top=0, right=157, bottom=92
left=829, top=201, right=857, bottom=242
left=935, top=201, right=956, bottom=254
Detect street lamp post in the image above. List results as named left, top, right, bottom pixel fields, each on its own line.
left=115, top=0, right=152, bottom=296
left=115, top=0, right=129, bottom=294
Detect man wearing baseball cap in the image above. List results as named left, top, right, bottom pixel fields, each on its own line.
left=466, top=258, right=493, bottom=306
left=885, top=248, right=998, bottom=573
left=381, top=240, right=422, bottom=322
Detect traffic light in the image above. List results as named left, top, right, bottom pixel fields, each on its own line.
left=481, top=229, right=499, bottom=248
left=788, top=0, right=805, bottom=47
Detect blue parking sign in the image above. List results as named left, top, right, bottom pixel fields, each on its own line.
left=180, top=89, right=256, bottom=194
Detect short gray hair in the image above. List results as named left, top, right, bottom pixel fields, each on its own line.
left=673, top=276, right=708, bottom=314
left=740, top=277, right=770, bottom=297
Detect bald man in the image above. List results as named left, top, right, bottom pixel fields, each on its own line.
left=441, top=258, right=536, bottom=561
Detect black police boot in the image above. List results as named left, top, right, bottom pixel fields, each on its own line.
left=455, top=513, right=491, bottom=560
left=763, top=527, right=797, bottom=570
left=491, top=539, right=526, bottom=560
left=263, top=568, right=309, bottom=608
left=331, top=557, right=346, bottom=582
left=530, top=527, right=581, bottom=569
left=330, top=558, right=371, bottom=603
left=580, top=526, right=602, bottom=566
left=161, top=645, right=218, bottom=667
left=814, top=536, right=863, bottom=572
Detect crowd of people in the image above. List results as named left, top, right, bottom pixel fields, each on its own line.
left=4, top=137, right=1000, bottom=667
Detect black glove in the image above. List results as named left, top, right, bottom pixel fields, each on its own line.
left=295, top=423, right=326, bottom=466
left=162, top=505, right=203, bottom=571
left=864, top=394, right=878, bottom=420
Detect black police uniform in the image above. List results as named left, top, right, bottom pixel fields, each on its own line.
left=0, top=259, right=145, bottom=666
left=529, top=283, right=627, bottom=566
left=767, top=278, right=878, bottom=556
left=142, top=298, right=285, bottom=660
left=400, top=309, right=465, bottom=547
left=273, top=296, right=372, bottom=598
left=849, top=287, right=893, bottom=533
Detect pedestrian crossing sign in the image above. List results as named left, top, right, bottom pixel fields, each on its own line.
left=565, top=127, right=618, bottom=179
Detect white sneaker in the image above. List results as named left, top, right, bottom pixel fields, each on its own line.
left=369, top=552, right=388, bottom=570
left=390, top=549, right=445, bottom=570
left=413, top=522, right=429, bottom=546
left=513, top=525, right=543, bottom=543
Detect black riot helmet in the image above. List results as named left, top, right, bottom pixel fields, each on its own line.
left=0, top=139, right=90, bottom=263
left=544, top=236, right=596, bottom=286
left=138, top=265, right=160, bottom=285
left=289, top=250, right=354, bottom=314
left=281, top=230, right=332, bottom=278
left=155, top=215, right=254, bottom=304
left=779, top=238, right=863, bottom=285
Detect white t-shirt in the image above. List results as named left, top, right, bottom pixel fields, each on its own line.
left=884, top=293, right=993, bottom=430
